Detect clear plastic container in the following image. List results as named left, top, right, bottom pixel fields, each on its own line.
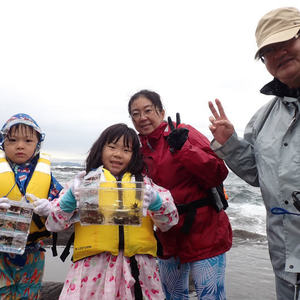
left=78, top=180, right=144, bottom=226
left=0, top=198, right=33, bottom=255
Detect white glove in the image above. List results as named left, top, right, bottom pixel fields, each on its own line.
left=27, top=194, right=51, bottom=217
left=0, top=197, right=11, bottom=210
left=71, top=171, right=86, bottom=201
left=143, top=185, right=158, bottom=216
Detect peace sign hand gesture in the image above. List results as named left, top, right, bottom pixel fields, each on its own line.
left=167, top=113, right=189, bottom=153
left=208, top=99, right=234, bottom=145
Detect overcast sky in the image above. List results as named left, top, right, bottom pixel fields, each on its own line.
left=0, top=0, right=299, bottom=161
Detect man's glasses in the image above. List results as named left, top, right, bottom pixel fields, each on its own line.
left=259, top=32, right=300, bottom=63
left=130, top=106, right=156, bottom=121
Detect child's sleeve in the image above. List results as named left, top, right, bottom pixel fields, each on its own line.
left=144, top=176, right=179, bottom=232
left=45, top=180, right=78, bottom=232
left=47, top=174, right=63, bottom=201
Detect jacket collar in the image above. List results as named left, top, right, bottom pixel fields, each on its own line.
left=260, top=78, right=300, bottom=98
left=139, top=121, right=169, bottom=149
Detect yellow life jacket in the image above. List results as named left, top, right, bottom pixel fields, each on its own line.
left=0, top=151, right=52, bottom=243
left=73, top=168, right=157, bottom=262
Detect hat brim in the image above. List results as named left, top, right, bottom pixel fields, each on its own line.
left=255, top=26, right=300, bottom=59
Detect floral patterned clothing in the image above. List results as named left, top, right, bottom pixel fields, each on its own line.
left=158, top=253, right=226, bottom=300
left=0, top=248, right=45, bottom=300
left=59, top=252, right=163, bottom=300
left=46, top=174, right=178, bottom=300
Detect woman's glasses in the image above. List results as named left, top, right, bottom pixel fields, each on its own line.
left=130, top=106, right=156, bottom=121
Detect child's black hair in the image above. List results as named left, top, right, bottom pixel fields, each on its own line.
left=85, top=123, right=144, bottom=176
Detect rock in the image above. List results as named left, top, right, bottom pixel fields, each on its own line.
left=40, top=282, right=64, bottom=300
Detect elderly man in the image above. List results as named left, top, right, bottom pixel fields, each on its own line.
left=208, top=7, right=300, bottom=300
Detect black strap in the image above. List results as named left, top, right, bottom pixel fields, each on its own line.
left=153, top=230, right=163, bottom=257
left=130, top=256, right=143, bottom=300
left=118, top=225, right=124, bottom=251
left=51, top=232, right=58, bottom=257
left=176, top=197, right=211, bottom=215
left=28, top=213, right=52, bottom=243
left=295, top=273, right=300, bottom=299
left=27, top=230, right=51, bottom=243
left=60, top=232, right=75, bottom=262
left=135, top=173, right=143, bottom=200
left=177, top=198, right=212, bottom=233
left=32, top=213, right=44, bottom=229
left=176, top=183, right=230, bottom=234
left=176, top=197, right=212, bottom=234
left=216, top=184, right=228, bottom=209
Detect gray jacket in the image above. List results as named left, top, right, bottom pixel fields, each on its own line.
left=212, top=94, right=300, bottom=285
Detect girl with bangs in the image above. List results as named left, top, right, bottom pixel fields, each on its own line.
left=46, top=123, right=178, bottom=300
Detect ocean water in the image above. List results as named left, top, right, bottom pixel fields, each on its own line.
left=223, top=171, right=267, bottom=243
left=51, top=160, right=268, bottom=243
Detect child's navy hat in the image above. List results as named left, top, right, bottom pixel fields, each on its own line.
left=0, top=113, right=45, bottom=149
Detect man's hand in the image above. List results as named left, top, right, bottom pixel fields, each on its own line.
left=208, top=99, right=234, bottom=145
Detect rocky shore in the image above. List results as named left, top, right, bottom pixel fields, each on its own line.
left=41, top=282, right=63, bottom=300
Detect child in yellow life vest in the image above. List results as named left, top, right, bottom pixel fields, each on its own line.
left=0, top=113, right=63, bottom=299
left=46, top=123, right=179, bottom=300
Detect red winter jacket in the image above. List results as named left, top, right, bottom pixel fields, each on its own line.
left=140, top=121, right=232, bottom=263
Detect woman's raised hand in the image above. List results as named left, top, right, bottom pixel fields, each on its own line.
left=208, top=99, right=234, bottom=145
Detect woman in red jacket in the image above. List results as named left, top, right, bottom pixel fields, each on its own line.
left=128, top=89, right=232, bottom=300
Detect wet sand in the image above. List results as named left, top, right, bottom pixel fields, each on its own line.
left=225, top=242, right=275, bottom=299
left=41, top=239, right=276, bottom=299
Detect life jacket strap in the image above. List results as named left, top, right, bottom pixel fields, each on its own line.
left=27, top=230, right=51, bottom=244
left=130, top=255, right=143, bottom=300
left=60, top=232, right=75, bottom=262
left=51, top=232, right=58, bottom=257
left=32, top=213, right=44, bottom=229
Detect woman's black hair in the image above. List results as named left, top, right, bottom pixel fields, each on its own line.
left=85, top=123, right=144, bottom=176
left=128, top=89, right=164, bottom=115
